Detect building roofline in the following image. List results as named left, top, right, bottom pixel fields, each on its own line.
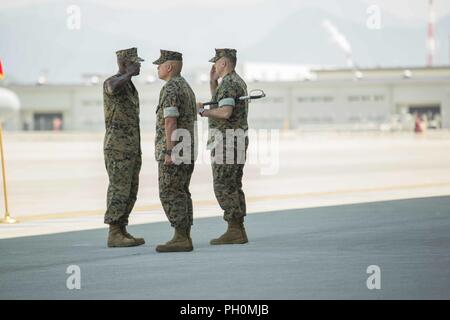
left=312, top=65, right=450, bottom=72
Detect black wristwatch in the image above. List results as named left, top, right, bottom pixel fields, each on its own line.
left=198, top=107, right=206, bottom=117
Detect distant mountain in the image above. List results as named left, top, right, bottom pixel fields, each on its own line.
left=0, top=0, right=281, bottom=83
left=244, top=4, right=450, bottom=68
left=0, top=0, right=448, bottom=84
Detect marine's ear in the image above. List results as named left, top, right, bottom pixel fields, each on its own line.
left=165, top=62, right=171, bottom=73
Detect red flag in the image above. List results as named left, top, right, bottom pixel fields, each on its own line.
left=0, top=58, right=4, bottom=80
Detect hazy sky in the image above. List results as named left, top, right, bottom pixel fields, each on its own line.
left=1, top=0, right=450, bottom=21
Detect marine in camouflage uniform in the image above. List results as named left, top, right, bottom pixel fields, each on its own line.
left=103, top=47, right=145, bottom=247
left=197, top=48, right=249, bottom=245
left=153, top=50, right=197, bottom=253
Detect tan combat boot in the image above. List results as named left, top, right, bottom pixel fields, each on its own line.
left=210, top=218, right=248, bottom=245
left=163, top=225, right=193, bottom=246
left=107, top=224, right=140, bottom=248
left=120, top=225, right=145, bottom=246
left=155, top=227, right=193, bottom=253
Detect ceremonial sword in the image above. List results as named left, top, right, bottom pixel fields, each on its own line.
left=201, top=89, right=266, bottom=106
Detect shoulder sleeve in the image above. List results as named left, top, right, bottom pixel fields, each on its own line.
left=103, top=75, right=124, bottom=96
left=216, top=79, right=238, bottom=108
left=161, top=82, right=181, bottom=118
left=103, top=78, right=112, bottom=95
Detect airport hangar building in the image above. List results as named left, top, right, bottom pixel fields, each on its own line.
left=1, top=66, right=449, bottom=132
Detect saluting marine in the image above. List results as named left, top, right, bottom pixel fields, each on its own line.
left=103, top=47, right=145, bottom=248
left=197, top=48, right=249, bottom=245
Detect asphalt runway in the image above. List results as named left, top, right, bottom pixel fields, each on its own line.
left=1, top=196, right=449, bottom=299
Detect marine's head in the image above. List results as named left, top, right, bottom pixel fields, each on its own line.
left=116, top=47, right=144, bottom=75
left=209, top=48, right=237, bottom=76
left=153, top=49, right=183, bottom=81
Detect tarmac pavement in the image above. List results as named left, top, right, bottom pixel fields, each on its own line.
left=1, top=196, right=449, bottom=299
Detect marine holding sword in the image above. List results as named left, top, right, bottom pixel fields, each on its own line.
left=197, top=48, right=252, bottom=245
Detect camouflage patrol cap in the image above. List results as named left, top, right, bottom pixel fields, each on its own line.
left=116, top=47, right=145, bottom=63
left=209, top=48, right=237, bottom=63
left=152, top=49, right=183, bottom=65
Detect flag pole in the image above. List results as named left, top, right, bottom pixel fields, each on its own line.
left=0, top=121, right=17, bottom=224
